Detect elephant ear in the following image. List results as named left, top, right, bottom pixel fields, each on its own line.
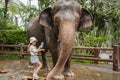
left=77, top=8, right=93, bottom=30
left=39, top=7, right=53, bottom=28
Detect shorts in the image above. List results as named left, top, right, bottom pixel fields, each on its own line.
left=30, top=55, right=39, bottom=63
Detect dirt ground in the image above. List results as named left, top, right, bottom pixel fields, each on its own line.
left=0, top=57, right=120, bottom=80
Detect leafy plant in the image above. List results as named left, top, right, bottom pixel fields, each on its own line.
left=0, top=30, right=27, bottom=44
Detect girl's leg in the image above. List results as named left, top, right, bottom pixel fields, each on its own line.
left=36, top=61, right=42, bottom=74
left=33, top=63, right=37, bottom=79
left=33, top=61, right=42, bottom=75
left=33, top=63, right=37, bottom=74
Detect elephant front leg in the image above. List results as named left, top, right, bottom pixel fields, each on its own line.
left=63, top=58, right=74, bottom=77
left=52, top=73, right=64, bottom=80
left=41, top=52, right=50, bottom=71
left=51, top=50, right=64, bottom=80
left=63, top=50, right=74, bottom=77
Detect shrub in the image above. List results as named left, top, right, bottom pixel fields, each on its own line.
left=0, top=30, right=27, bottom=45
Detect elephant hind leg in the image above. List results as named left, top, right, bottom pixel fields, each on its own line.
left=51, top=49, right=59, bottom=67
left=41, top=51, right=50, bottom=71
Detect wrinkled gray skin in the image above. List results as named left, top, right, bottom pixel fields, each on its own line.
left=27, top=0, right=93, bottom=80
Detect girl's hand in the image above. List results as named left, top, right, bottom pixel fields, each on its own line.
left=39, top=45, right=42, bottom=49
left=38, top=45, right=45, bottom=52
left=40, top=49, right=45, bottom=51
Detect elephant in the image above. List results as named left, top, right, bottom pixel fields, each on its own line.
left=27, top=0, right=93, bottom=80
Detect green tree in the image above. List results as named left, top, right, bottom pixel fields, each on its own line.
left=0, top=0, right=21, bottom=30
left=0, top=0, right=119, bottom=46
left=76, top=0, right=120, bottom=47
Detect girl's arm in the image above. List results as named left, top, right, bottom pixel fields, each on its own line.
left=31, top=45, right=45, bottom=55
left=38, top=45, right=45, bottom=52
left=32, top=48, right=44, bottom=55
left=32, top=48, right=41, bottom=55
left=30, top=46, right=40, bottom=55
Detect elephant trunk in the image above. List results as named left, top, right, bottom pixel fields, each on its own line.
left=46, top=22, right=75, bottom=80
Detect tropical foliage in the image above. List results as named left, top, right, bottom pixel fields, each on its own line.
left=0, top=30, right=27, bottom=44
left=0, top=0, right=119, bottom=47
left=75, top=0, right=120, bottom=47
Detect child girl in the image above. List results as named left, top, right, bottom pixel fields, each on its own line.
left=29, top=37, right=44, bottom=79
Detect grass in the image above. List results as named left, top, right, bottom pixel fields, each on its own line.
left=71, top=59, right=94, bottom=64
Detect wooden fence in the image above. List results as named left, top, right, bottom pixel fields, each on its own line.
left=0, top=44, right=120, bottom=71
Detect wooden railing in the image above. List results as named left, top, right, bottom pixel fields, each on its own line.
left=0, top=44, right=120, bottom=71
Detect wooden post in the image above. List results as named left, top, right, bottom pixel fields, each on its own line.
left=113, top=45, right=119, bottom=71
left=118, top=44, right=120, bottom=64
left=0, top=44, right=3, bottom=54
left=20, top=43, right=24, bottom=59
left=94, top=46, right=99, bottom=64
left=0, top=44, right=1, bottom=54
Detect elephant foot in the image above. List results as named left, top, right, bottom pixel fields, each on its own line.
left=63, top=69, right=74, bottom=77
left=52, top=73, right=64, bottom=80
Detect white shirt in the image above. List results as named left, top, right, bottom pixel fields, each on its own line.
left=30, top=45, right=37, bottom=56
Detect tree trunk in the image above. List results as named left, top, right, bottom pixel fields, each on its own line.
left=4, top=0, right=9, bottom=18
